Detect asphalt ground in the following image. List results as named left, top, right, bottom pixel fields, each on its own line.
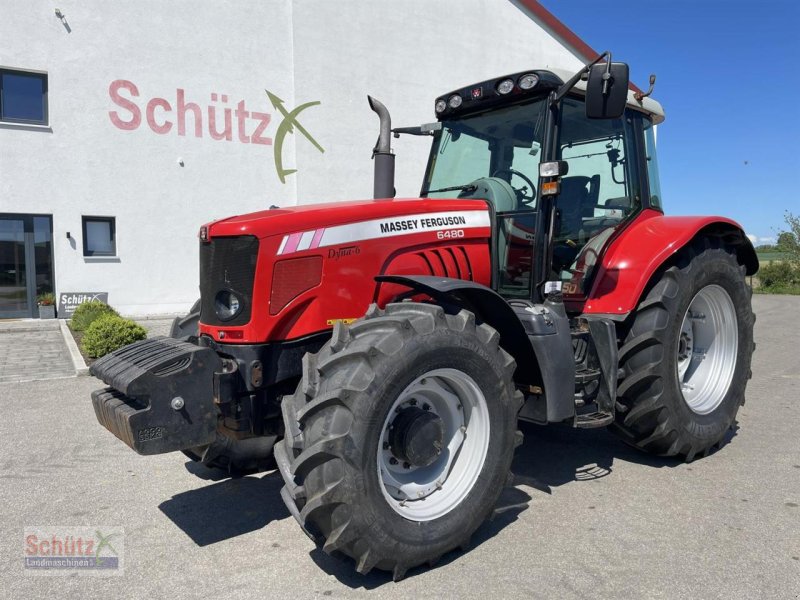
left=1, top=294, right=798, bottom=599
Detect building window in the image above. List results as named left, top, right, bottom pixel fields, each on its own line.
left=82, top=216, right=116, bottom=257
left=0, top=69, right=48, bottom=125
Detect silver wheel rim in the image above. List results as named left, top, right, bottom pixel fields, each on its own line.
left=377, top=368, right=490, bottom=521
left=676, top=284, right=738, bottom=415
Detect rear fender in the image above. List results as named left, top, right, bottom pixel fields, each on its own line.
left=584, top=210, right=758, bottom=317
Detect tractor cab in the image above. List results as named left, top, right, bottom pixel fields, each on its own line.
left=420, top=62, right=665, bottom=307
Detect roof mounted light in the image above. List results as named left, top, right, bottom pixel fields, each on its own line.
left=518, top=73, right=539, bottom=90
left=435, top=99, right=447, bottom=114
left=496, top=78, right=514, bottom=95
left=448, top=94, right=463, bottom=109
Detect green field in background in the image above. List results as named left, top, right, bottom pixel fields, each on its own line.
left=756, top=251, right=790, bottom=263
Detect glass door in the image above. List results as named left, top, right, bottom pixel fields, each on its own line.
left=0, top=215, right=54, bottom=319
left=0, top=217, right=30, bottom=318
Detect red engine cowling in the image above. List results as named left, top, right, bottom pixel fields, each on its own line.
left=198, top=198, right=493, bottom=344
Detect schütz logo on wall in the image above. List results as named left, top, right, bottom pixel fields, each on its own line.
left=107, top=80, right=324, bottom=183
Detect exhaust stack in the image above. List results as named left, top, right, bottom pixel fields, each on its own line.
left=368, top=95, right=395, bottom=199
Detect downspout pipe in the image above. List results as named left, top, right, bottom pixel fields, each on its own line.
left=368, top=95, right=395, bottom=199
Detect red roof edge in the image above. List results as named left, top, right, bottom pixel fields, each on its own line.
left=515, top=0, right=643, bottom=94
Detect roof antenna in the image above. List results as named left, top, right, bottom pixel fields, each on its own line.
left=634, top=74, right=657, bottom=103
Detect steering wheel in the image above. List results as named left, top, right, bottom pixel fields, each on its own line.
left=492, top=168, right=536, bottom=206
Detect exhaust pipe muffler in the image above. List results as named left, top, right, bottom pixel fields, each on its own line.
left=368, top=95, right=395, bottom=199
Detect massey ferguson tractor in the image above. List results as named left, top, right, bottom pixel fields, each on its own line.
left=90, top=53, right=757, bottom=579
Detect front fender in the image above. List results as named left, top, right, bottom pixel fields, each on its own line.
left=584, top=209, right=758, bottom=317
left=375, top=275, right=538, bottom=383
left=375, top=275, right=574, bottom=424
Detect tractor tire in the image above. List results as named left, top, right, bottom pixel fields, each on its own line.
left=170, top=299, right=201, bottom=340
left=611, top=242, right=755, bottom=462
left=278, top=303, right=522, bottom=580
left=175, top=299, right=276, bottom=475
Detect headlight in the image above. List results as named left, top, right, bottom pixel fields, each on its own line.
left=215, top=290, right=242, bottom=321
left=435, top=99, right=447, bottom=114
left=448, top=94, right=463, bottom=109
left=518, top=73, right=539, bottom=90
left=496, top=78, right=514, bottom=95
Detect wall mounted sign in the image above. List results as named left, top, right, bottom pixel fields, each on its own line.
left=107, top=80, right=324, bottom=184
left=58, top=292, right=109, bottom=318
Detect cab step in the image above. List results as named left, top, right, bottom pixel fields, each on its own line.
left=575, top=411, right=614, bottom=428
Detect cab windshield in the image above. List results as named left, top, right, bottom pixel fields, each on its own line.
left=420, top=94, right=645, bottom=301
left=421, top=98, right=548, bottom=209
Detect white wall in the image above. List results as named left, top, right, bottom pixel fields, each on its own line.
left=0, top=0, right=583, bottom=316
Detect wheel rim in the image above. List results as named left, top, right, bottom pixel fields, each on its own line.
left=676, top=284, right=738, bottom=415
left=377, top=368, right=490, bottom=521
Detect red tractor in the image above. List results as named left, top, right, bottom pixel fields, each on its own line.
left=91, top=54, right=757, bottom=579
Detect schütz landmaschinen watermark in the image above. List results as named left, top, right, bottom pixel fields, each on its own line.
left=24, top=526, right=125, bottom=575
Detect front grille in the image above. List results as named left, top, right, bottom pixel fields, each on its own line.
left=199, top=236, right=259, bottom=326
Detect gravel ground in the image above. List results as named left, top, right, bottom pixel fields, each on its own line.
left=0, top=294, right=797, bottom=599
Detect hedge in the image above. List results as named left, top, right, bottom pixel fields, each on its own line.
left=80, top=315, right=147, bottom=358
left=70, top=300, right=120, bottom=332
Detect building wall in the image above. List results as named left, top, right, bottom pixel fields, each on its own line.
left=0, top=0, right=583, bottom=316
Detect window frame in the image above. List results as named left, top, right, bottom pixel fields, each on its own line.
left=0, top=67, right=49, bottom=126
left=82, top=216, right=117, bottom=257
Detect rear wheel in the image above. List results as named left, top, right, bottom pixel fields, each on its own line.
left=611, top=242, right=755, bottom=461
left=278, top=303, right=522, bottom=579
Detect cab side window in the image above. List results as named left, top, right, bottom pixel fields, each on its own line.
left=553, top=98, right=643, bottom=292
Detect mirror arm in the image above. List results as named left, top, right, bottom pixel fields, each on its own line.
left=552, top=50, right=612, bottom=106
left=392, top=122, right=442, bottom=138
left=393, top=127, right=431, bottom=138
left=601, top=58, right=613, bottom=95
left=634, top=74, right=657, bottom=103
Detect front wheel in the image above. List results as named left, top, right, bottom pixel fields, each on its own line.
left=278, top=303, right=522, bottom=579
left=611, top=242, right=755, bottom=461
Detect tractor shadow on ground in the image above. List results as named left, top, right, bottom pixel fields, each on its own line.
left=510, top=420, right=738, bottom=494
left=311, top=421, right=738, bottom=589
left=158, top=468, right=288, bottom=546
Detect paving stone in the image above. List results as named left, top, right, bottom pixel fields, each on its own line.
left=135, top=318, right=176, bottom=338
left=0, top=329, right=75, bottom=382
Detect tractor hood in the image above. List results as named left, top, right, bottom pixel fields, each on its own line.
left=204, top=197, right=490, bottom=239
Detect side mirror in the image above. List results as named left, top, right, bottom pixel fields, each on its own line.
left=585, top=62, right=629, bottom=119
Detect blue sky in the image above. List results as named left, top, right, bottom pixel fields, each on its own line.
left=541, top=0, right=799, bottom=245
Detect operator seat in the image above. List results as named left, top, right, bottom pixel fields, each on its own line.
left=458, top=177, right=518, bottom=277
left=556, top=176, right=600, bottom=239
left=552, top=175, right=599, bottom=271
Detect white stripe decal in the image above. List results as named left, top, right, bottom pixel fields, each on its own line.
left=317, top=210, right=490, bottom=250
left=296, top=230, right=315, bottom=251
left=277, top=235, right=288, bottom=255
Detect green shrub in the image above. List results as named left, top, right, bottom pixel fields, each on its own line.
left=81, top=315, right=147, bottom=358
left=70, top=300, right=119, bottom=331
left=758, top=261, right=800, bottom=289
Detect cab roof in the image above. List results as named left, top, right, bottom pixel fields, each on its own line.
left=436, top=68, right=665, bottom=125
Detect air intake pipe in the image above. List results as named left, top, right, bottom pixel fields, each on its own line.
left=368, top=95, right=395, bottom=199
